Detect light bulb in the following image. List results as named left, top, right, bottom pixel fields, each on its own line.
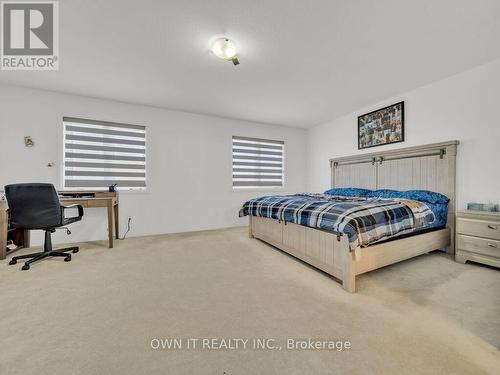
left=211, top=38, right=238, bottom=60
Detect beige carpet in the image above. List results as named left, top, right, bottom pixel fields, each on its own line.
left=0, top=227, right=499, bottom=375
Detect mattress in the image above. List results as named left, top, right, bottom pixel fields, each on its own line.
left=240, top=194, right=448, bottom=251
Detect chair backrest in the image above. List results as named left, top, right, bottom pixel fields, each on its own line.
left=5, top=183, right=62, bottom=229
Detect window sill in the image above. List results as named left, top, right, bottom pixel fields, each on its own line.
left=233, top=187, right=287, bottom=193
left=59, top=188, right=149, bottom=195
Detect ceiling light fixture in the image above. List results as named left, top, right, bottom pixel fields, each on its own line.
left=211, top=37, right=240, bottom=66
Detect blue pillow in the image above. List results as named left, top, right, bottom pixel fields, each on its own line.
left=366, top=189, right=449, bottom=204
left=425, top=202, right=449, bottom=227
left=323, top=187, right=372, bottom=197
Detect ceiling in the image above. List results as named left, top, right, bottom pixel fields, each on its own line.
left=1, top=0, right=499, bottom=128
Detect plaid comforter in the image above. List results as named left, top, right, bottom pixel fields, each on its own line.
left=239, top=194, right=436, bottom=251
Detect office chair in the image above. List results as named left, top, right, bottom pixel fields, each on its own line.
left=5, top=183, right=84, bottom=271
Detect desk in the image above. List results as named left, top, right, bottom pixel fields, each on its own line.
left=0, top=190, right=119, bottom=260
left=0, top=201, right=30, bottom=261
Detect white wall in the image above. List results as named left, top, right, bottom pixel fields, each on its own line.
left=307, top=59, right=500, bottom=210
left=2, top=58, right=498, bottom=246
left=0, top=85, right=307, bottom=245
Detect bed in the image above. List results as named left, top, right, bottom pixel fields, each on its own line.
left=241, top=141, right=458, bottom=292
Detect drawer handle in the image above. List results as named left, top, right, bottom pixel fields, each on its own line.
left=487, top=225, right=498, bottom=230
left=487, top=243, right=498, bottom=248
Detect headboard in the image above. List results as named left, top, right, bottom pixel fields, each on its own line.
left=330, top=140, right=458, bottom=253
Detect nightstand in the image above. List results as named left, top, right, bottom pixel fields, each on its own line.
left=455, top=210, right=500, bottom=268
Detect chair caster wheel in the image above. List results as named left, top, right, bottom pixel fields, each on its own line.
left=21, top=264, right=30, bottom=271
left=9, top=259, right=17, bottom=265
left=64, top=256, right=71, bottom=262
left=72, top=248, right=79, bottom=253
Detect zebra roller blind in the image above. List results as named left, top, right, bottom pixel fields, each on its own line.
left=232, top=136, right=284, bottom=188
left=63, top=117, right=146, bottom=190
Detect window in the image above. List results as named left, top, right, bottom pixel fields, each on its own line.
left=63, top=117, right=146, bottom=190
left=232, top=136, right=284, bottom=188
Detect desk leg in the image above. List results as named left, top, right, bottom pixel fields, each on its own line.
left=107, top=201, right=114, bottom=248
left=0, top=208, right=7, bottom=260
left=114, top=203, right=119, bottom=239
left=24, top=230, right=30, bottom=248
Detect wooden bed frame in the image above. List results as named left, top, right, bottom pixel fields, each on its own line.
left=248, top=141, right=458, bottom=292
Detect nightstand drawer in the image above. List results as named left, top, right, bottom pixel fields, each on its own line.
left=457, top=234, right=500, bottom=258
left=456, top=218, right=500, bottom=240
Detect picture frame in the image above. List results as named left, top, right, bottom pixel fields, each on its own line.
left=358, top=101, right=404, bottom=150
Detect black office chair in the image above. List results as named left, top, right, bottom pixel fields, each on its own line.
left=5, top=183, right=84, bottom=271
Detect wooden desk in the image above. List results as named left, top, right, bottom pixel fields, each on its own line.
left=60, top=194, right=119, bottom=248
left=0, top=190, right=119, bottom=260
left=0, top=200, right=31, bottom=261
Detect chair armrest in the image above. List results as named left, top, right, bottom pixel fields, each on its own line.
left=61, top=204, right=84, bottom=218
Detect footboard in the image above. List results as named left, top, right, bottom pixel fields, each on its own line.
left=249, top=216, right=355, bottom=292
left=249, top=216, right=450, bottom=293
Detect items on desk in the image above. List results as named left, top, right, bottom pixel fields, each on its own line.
left=58, top=192, right=95, bottom=199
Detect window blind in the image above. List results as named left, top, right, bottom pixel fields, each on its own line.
left=232, top=136, right=284, bottom=188
left=63, top=117, right=146, bottom=190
